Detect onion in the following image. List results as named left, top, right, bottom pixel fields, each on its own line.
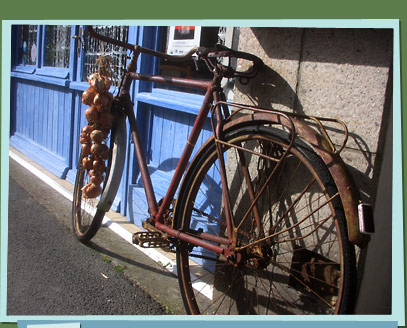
left=98, top=111, right=113, bottom=129
left=91, top=143, right=105, bottom=157
left=93, top=158, right=105, bottom=173
left=82, top=156, right=93, bottom=170
left=91, top=143, right=108, bottom=157
left=88, top=73, right=98, bottom=85
left=90, top=130, right=104, bottom=143
left=85, top=107, right=99, bottom=123
left=81, top=88, right=97, bottom=106
left=88, top=170, right=98, bottom=177
left=81, top=125, right=93, bottom=134
left=93, top=93, right=111, bottom=110
left=79, top=132, right=90, bottom=144
left=94, top=75, right=111, bottom=93
left=82, top=182, right=102, bottom=198
left=88, top=73, right=111, bottom=93
left=81, top=143, right=91, bottom=156
left=90, top=174, right=104, bottom=185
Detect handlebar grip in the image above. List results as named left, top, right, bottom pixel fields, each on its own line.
left=198, top=44, right=264, bottom=79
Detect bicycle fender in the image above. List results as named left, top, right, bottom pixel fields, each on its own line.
left=97, top=112, right=127, bottom=212
left=222, top=113, right=370, bottom=248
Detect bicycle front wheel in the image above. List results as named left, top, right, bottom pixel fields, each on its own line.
left=175, top=125, right=356, bottom=315
left=72, top=111, right=126, bottom=242
left=72, top=152, right=107, bottom=242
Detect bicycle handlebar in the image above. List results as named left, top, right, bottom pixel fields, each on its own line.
left=85, top=26, right=197, bottom=61
left=196, top=44, right=264, bottom=79
left=84, top=25, right=264, bottom=79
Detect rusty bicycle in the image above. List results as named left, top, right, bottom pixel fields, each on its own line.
left=72, top=26, right=374, bottom=315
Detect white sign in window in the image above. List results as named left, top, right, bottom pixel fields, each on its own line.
left=167, top=26, right=202, bottom=55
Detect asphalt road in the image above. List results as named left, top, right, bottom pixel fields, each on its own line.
left=7, top=158, right=169, bottom=315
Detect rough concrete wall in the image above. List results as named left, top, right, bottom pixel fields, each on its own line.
left=233, top=27, right=393, bottom=314
left=234, top=27, right=392, bottom=205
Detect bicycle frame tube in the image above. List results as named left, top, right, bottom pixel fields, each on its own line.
left=155, top=86, right=213, bottom=219
left=101, top=43, right=233, bottom=255
left=124, top=74, right=231, bottom=255
left=124, top=71, right=215, bottom=215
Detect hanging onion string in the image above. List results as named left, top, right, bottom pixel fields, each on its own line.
left=79, top=54, right=114, bottom=199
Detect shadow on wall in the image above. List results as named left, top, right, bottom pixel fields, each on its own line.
left=233, top=27, right=393, bottom=206
left=233, top=57, right=378, bottom=207
left=250, top=27, right=392, bottom=66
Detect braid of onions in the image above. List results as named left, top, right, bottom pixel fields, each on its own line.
left=79, top=56, right=114, bottom=199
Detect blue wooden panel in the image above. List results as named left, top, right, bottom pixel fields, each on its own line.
left=10, top=78, right=74, bottom=178
left=148, top=105, right=212, bottom=172
left=65, top=91, right=85, bottom=185
left=136, top=88, right=204, bottom=116
left=128, top=102, right=216, bottom=223
left=10, top=71, right=70, bottom=87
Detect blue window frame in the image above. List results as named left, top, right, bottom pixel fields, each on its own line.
left=36, top=25, right=72, bottom=79
left=12, top=24, right=75, bottom=81
left=12, top=25, right=38, bottom=73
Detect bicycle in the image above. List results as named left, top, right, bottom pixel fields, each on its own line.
left=72, top=26, right=374, bottom=315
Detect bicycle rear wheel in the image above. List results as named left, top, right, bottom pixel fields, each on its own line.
left=72, top=111, right=126, bottom=242
left=175, top=124, right=356, bottom=315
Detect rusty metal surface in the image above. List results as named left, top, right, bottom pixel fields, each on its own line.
left=209, top=105, right=370, bottom=248
left=128, top=72, right=211, bottom=91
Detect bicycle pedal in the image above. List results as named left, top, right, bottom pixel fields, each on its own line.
left=132, top=231, right=170, bottom=248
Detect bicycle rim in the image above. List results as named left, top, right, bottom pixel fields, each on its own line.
left=175, top=125, right=356, bottom=315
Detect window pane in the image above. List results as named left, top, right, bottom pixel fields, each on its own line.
left=44, top=25, right=71, bottom=68
left=19, top=25, right=38, bottom=66
left=158, top=26, right=224, bottom=94
left=82, top=25, right=129, bottom=86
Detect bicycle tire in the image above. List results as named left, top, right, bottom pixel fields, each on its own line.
left=72, top=111, right=126, bottom=242
left=174, top=124, right=356, bottom=315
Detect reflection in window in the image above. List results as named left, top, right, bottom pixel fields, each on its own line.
left=44, top=25, right=71, bottom=68
left=19, top=25, right=38, bottom=66
left=82, top=25, right=129, bottom=87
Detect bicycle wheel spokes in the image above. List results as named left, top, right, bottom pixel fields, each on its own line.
left=176, top=126, right=355, bottom=315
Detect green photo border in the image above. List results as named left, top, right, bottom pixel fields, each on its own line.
left=1, top=0, right=405, bottom=327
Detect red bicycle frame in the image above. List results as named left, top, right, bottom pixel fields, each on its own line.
left=112, top=45, right=232, bottom=255
left=85, top=25, right=372, bottom=255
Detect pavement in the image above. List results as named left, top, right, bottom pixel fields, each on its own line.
left=7, top=148, right=187, bottom=315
